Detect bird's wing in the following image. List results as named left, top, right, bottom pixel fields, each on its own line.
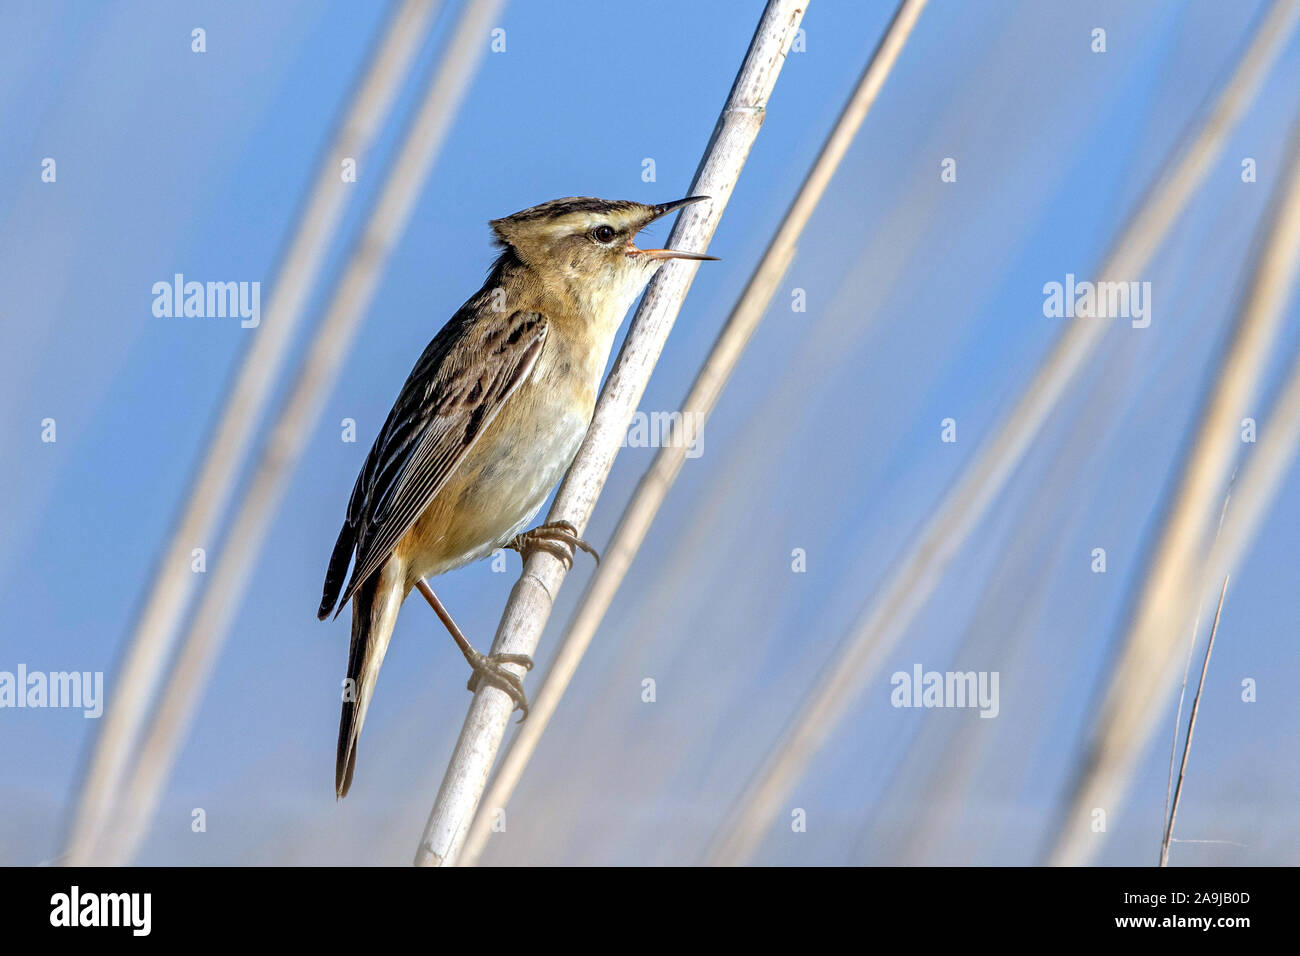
left=327, top=309, right=547, bottom=615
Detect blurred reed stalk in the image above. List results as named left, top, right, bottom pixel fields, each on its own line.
left=707, top=0, right=1300, bottom=867
left=1049, top=114, right=1300, bottom=867
left=457, top=0, right=930, bottom=868
left=412, top=0, right=810, bottom=868
left=63, top=0, right=446, bottom=866
left=88, top=0, right=508, bottom=866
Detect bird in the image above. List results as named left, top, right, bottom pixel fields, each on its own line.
left=318, top=195, right=717, bottom=797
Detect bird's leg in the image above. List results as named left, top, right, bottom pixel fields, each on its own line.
left=506, top=519, right=600, bottom=570
left=415, top=578, right=532, bottom=721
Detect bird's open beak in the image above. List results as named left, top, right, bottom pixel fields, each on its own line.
left=629, top=196, right=720, bottom=261
left=636, top=247, right=720, bottom=261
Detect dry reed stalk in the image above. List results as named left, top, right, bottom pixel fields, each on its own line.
left=458, top=0, right=929, bottom=868
left=413, top=0, right=810, bottom=867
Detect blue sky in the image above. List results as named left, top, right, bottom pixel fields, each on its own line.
left=2, top=0, right=1298, bottom=865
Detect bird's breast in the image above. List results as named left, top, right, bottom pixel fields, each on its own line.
left=400, top=354, right=592, bottom=580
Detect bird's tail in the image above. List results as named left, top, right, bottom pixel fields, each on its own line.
left=336, top=560, right=403, bottom=798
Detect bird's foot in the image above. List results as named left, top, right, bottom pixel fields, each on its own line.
left=464, top=650, right=534, bottom=721
left=506, top=519, right=600, bottom=570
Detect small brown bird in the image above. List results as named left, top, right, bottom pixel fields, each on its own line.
left=318, top=195, right=715, bottom=797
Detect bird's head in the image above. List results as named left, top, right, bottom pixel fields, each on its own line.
left=489, top=196, right=717, bottom=294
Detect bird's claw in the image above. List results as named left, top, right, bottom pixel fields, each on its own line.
left=465, top=652, right=534, bottom=721
left=507, top=519, right=600, bottom=570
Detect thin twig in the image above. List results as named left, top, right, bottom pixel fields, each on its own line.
left=1161, top=473, right=1234, bottom=861
left=62, top=0, right=445, bottom=866
left=707, top=0, right=1300, bottom=868
left=1161, top=573, right=1229, bottom=866
left=89, top=0, right=504, bottom=866
left=1163, top=601, right=1204, bottom=840
left=458, top=0, right=929, bottom=868
left=412, top=0, right=810, bottom=868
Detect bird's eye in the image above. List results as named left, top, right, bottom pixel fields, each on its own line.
left=593, top=225, right=616, bottom=243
